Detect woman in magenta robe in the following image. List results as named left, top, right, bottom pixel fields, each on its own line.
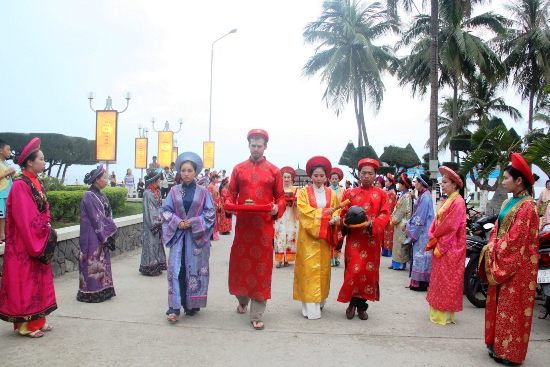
left=426, top=166, right=466, bottom=325
left=0, top=138, right=57, bottom=338
left=77, top=165, right=117, bottom=303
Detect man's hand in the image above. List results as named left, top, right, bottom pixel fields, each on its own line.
left=270, top=204, right=278, bottom=215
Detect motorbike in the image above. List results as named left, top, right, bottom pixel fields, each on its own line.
left=464, top=213, right=497, bottom=308
left=537, top=224, right=550, bottom=318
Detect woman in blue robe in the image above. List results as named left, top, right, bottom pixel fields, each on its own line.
left=161, top=152, right=216, bottom=322
left=406, top=173, right=434, bottom=291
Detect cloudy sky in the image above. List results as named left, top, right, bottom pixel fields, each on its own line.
left=1, top=0, right=545, bottom=185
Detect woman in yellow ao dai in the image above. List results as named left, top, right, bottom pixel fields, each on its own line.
left=293, top=156, right=339, bottom=319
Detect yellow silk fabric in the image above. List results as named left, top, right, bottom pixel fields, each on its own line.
left=293, top=187, right=339, bottom=303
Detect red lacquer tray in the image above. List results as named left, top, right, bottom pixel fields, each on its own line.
left=224, top=203, right=273, bottom=213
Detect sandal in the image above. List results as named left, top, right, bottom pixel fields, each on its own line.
left=237, top=304, right=248, bottom=314
left=251, top=321, right=264, bottom=330
left=40, top=324, right=53, bottom=332
left=284, top=262, right=289, bottom=267
left=167, top=314, right=179, bottom=322
left=276, top=263, right=282, bottom=268
left=26, top=330, right=44, bottom=338
left=388, top=266, right=394, bottom=269
left=335, top=260, right=340, bottom=266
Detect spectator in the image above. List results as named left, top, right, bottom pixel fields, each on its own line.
left=137, top=178, right=145, bottom=198
left=74, top=179, right=80, bottom=185
left=123, top=168, right=135, bottom=198
left=161, top=166, right=171, bottom=199
left=109, top=171, right=117, bottom=187
left=147, top=156, right=160, bottom=174
left=0, top=139, right=15, bottom=244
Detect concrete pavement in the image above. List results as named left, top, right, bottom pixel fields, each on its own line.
left=1, top=235, right=549, bottom=367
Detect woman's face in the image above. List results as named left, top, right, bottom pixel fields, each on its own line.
left=282, top=172, right=292, bottom=187
left=329, top=174, right=340, bottom=187
left=546, top=181, right=550, bottom=190
left=94, top=173, right=108, bottom=189
left=440, top=176, right=457, bottom=195
left=127, top=169, right=132, bottom=175
left=414, top=178, right=424, bottom=192
left=502, top=170, right=522, bottom=194
left=27, top=150, right=46, bottom=175
left=180, top=162, right=196, bottom=185
left=374, top=179, right=383, bottom=188
left=397, top=182, right=405, bottom=192
left=384, top=178, right=392, bottom=188
left=311, top=168, right=326, bottom=187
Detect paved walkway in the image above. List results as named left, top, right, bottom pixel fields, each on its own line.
left=1, top=235, right=549, bottom=366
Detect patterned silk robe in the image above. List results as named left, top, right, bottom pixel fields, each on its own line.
left=226, top=157, right=286, bottom=301
left=218, top=185, right=232, bottom=233
left=479, top=197, right=539, bottom=364
left=390, top=190, right=413, bottom=264
left=337, top=186, right=390, bottom=303
left=274, top=186, right=298, bottom=263
left=207, top=183, right=221, bottom=233
left=382, top=189, right=397, bottom=251
left=0, top=176, right=57, bottom=322
left=426, top=193, right=466, bottom=312
left=293, top=186, right=339, bottom=303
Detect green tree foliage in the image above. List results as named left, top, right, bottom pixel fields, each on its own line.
left=379, top=144, right=420, bottom=169
left=0, top=133, right=96, bottom=181
left=338, top=141, right=379, bottom=179
left=303, top=0, right=400, bottom=146
left=498, top=0, right=550, bottom=131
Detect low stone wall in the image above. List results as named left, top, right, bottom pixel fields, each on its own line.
left=0, top=214, right=143, bottom=279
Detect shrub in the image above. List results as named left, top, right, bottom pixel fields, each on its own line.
left=47, top=187, right=128, bottom=221
left=41, top=177, right=65, bottom=192
left=57, top=185, right=90, bottom=191
left=47, top=191, right=85, bottom=221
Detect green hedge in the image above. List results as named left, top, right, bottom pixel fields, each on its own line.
left=57, top=185, right=90, bottom=191
left=47, top=187, right=128, bottom=221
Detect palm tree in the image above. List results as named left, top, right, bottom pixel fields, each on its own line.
left=498, top=0, right=550, bottom=131
left=398, top=1, right=507, bottom=160
left=429, top=95, right=475, bottom=152
left=302, top=0, right=400, bottom=146
left=462, top=73, right=522, bottom=126
left=460, top=123, right=523, bottom=213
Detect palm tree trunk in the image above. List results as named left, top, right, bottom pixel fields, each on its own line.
left=429, top=0, right=439, bottom=162
left=529, top=51, right=537, bottom=131
left=358, top=95, right=369, bottom=146
left=452, top=78, right=458, bottom=162
left=353, top=93, right=365, bottom=146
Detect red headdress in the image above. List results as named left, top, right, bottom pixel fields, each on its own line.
left=331, top=167, right=344, bottom=181
left=386, top=173, right=396, bottom=185
left=511, top=153, right=535, bottom=185
left=358, top=158, right=380, bottom=171
left=18, top=137, right=41, bottom=166
left=439, top=166, right=463, bottom=188
left=280, top=166, right=296, bottom=181
left=400, top=173, right=412, bottom=189
left=247, top=129, right=269, bottom=143
left=306, top=156, right=332, bottom=177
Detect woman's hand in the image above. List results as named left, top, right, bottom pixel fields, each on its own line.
left=327, top=208, right=335, bottom=216
left=178, top=220, right=191, bottom=229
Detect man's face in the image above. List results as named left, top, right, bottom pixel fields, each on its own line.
left=153, top=157, right=157, bottom=162
left=359, top=166, right=376, bottom=187
left=249, top=138, right=267, bottom=161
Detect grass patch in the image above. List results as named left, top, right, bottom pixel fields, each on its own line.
left=52, top=201, right=143, bottom=229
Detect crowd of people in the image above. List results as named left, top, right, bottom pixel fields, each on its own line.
left=0, top=134, right=544, bottom=364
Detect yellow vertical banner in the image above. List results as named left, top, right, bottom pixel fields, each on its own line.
left=157, top=131, right=173, bottom=168
left=203, top=141, right=215, bottom=169
left=172, top=147, right=178, bottom=164
left=135, top=138, right=148, bottom=169
left=96, top=110, right=118, bottom=162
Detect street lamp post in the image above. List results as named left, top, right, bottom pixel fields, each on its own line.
left=208, top=28, right=237, bottom=142
left=88, top=92, right=132, bottom=174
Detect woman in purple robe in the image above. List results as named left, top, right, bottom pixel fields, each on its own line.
left=406, top=173, right=435, bottom=291
left=77, top=164, right=118, bottom=303
left=162, top=152, right=216, bottom=322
